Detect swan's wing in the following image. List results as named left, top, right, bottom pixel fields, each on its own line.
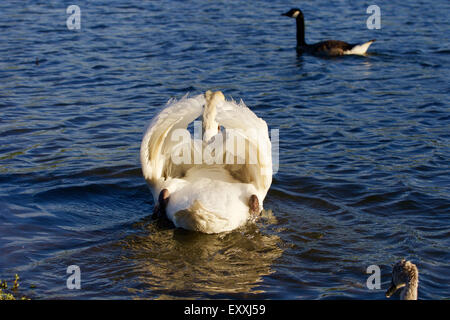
left=216, top=99, right=273, bottom=193
left=140, top=94, right=205, bottom=185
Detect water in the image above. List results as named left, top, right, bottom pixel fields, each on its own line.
left=0, top=0, right=449, bottom=299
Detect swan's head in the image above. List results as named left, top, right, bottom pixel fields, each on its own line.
left=203, top=90, right=224, bottom=142
left=281, top=8, right=303, bottom=19
left=386, top=259, right=419, bottom=299
left=204, top=90, right=225, bottom=108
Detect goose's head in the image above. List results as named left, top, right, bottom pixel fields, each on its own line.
left=203, top=90, right=224, bottom=142
left=281, top=8, right=303, bottom=19
left=386, top=259, right=419, bottom=300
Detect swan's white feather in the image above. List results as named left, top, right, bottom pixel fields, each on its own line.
left=140, top=93, right=272, bottom=233
left=217, top=99, right=272, bottom=190
left=140, top=94, right=205, bottom=188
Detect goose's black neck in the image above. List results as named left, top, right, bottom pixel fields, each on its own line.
left=295, top=15, right=307, bottom=46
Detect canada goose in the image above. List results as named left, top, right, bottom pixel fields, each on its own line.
left=282, top=8, right=375, bottom=56
left=386, top=259, right=419, bottom=300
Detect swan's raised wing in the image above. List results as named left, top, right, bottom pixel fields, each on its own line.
left=140, top=94, right=205, bottom=185
left=216, top=99, right=273, bottom=193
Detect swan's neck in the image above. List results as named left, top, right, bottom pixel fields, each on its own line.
left=296, top=15, right=307, bottom=46
left=203, top=91, right=223, bottom=142
left=401, top=272, right=418, bottom=300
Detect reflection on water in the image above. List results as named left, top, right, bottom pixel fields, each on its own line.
left=121, top=213, right=283, bottom=298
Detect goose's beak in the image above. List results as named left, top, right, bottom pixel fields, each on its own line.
left=281, top=12, right=288, bottom=16
left=385, top=281, right=397, bottom=298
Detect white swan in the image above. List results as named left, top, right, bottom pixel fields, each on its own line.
left=140, top=91, right=272, bottom=234
left=386, top=259, right=419, bottom=300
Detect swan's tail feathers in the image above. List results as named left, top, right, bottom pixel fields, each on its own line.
left=344, top=39, right=376, bottom=55
left=173, top=200, right=230, bottom=234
